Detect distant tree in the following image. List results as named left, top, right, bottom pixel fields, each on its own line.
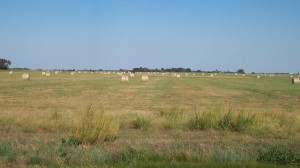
left=186, top=68, right=192, bottom=72
left=0, top=58, right=11, bottom=69
left=237, top=69, right=245, bottom=74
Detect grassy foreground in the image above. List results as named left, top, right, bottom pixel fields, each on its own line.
left=0, top=70, right=299, bottom=167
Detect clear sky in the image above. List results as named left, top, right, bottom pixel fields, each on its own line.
left=0, top=0, right=299, bottom=73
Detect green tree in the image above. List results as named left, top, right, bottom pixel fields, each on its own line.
left=0, top=58, right=11, bottom=69
left=237, top=69, right=245, bottom=74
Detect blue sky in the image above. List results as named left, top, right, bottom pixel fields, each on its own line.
left=0, top=0, right=299, bottom=73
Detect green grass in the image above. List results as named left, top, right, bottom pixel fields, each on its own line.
left=0, top=70, right=299, bottom=167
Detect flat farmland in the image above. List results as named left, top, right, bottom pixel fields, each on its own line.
left=0, top=70, right=299, bottom=167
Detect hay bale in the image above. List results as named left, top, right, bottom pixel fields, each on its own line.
left=121, top=75, right=129, bottom=82
left=22, top=73, right=30, bottom=80
left=55, top=71, right=59, bottom=74
left=176, top=74, right=181, bottom=78
left=45, top=72, right=51, bottom=77
left=292, top=78, right=300, bottom=84
left=256, top=75, right=260, bottom=79
left=42, top=72, right=46, bottom=76
left=9, top=71, right=13, bottom=75
left=71, top=72, right=75, bottom=75
left=130, top=73, right=134, bottom=77
left=141, top=75, right=149, bottom=82
left=210, top=74, right=214, bottom=77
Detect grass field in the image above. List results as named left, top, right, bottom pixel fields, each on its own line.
left=0, top=70, right=300, bottom=167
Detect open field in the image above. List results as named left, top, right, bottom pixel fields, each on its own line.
left=0, top=70, right=300, bottom=167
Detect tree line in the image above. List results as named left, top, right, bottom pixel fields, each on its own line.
left=132, top=67, right=192, bottom=73
left=131, top=67, right=245, bottom=74
left=0, top=58, right=246, bottom=74
left=0, top=58, right=11, bottom=69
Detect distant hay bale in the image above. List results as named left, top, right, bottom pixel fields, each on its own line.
left=71, top=72, right=75, bottom=75
left=292, top=78, right=300, bottom=84
left=290, top=75, right=293, bottom=78
left=45, top=72, right=51, bottom=77
left=141, top=75, right=149, bottom=82
left=55, top=71, right=59, bottom=74
left=9, top=71, right=13, bottom=75
left=256, top=75, right=260, bottom=79
left=121, top=75, right=129, bottom=82
left=42, top=72, right=46, bottom=76
left=210, top=74, right=214, bottom=77
left=176, top=74, right=181, bottom=78
left=22, top=73, right=30, bottom=80
left=130, top=73, right=134, bottom=77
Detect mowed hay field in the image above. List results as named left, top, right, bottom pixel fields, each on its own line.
left=0, top=70, right=300, bottom=167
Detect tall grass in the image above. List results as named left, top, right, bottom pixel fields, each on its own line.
left=0, top=141, right=15, bottom=162
left=133, top=116, right=151, bottom=130
left=160, top=105, right=184, bottom=129
left=258, top=145, right=300, bottom=166
left=73, top=104, right=119, bottom=144
left=188, top=107, right=257, bottom=132
left=188, top=109, right=220, bottom=130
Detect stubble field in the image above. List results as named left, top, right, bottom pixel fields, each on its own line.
left=0, top=70, right=299, bottom=167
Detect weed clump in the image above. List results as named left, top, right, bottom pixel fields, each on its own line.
left=188, top=111, right=219, bottom=130
left=258, top=145, right=300, bottom=166
left=218, top=108, right=256, bottom=132
left=133, top=117, right=151, bottom=130
left=188, top=107, right=256, bottom=132
left=74, top=104, right=119, bottom=144
left=57, top=136, right=79, bottom=158
left=161, top=105, right=184, bottom=129
left=0, top=141, right=15, bottom=162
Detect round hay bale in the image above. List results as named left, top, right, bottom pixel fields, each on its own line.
left=121, top=75, right=129, bottom=82
left=22, top=73, right=30, bottom=80
left=130, top=73, right=134, bottom=77
left=256, top=75, right=261, bottom=79
left=292, top=78, right=300, bottom=84
left=42, top=72, right=46, bottom=76
left=176, top=74, right=181, bottom=78
left=141, top=75, right=149, bottom=82
left=9, top=71, right=13, bottom=75
left=45, top=72, right=51, bottom=77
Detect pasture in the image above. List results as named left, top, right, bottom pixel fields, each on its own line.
left=0, top=70, right=299, bottom=167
